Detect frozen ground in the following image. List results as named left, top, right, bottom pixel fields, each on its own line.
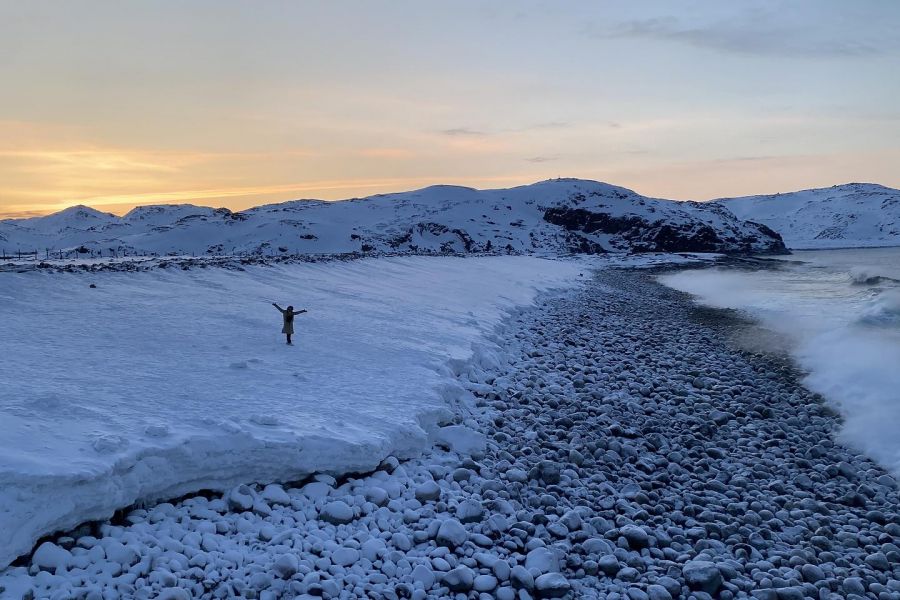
left=2, top=269, right=897, bottom=600
left=0, top=255, right=583, bottom=570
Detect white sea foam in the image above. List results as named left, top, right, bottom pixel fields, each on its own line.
left=659, top=247, right=900, bottom=477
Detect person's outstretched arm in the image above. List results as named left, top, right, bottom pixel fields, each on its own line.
left=272, top=303, right=285, bottom=313
left=293, top=308, right=308, bottom=315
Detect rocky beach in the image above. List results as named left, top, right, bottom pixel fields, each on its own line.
left=2, top=267, right=898, bottom=600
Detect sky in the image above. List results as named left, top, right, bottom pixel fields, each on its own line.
left=1, top=0, right=899, bottom=218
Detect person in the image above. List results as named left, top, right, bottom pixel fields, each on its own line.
left=272, top=303, right=307, bottom=345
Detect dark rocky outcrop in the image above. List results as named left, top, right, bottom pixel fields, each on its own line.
left=542, top=207, right=787, bottom=254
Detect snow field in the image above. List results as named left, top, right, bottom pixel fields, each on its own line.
left=0, top=255, right=582, bottom=570
left=4, top=269, right=898, bottom=600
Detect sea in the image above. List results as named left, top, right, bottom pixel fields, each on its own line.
left=659, top=247, right=900, bottom=477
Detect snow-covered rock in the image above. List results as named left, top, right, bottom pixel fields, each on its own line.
left=435, top=518, right=468, bottom=548
left=0, top=179, right=785, bottom=257
left=713, top=182, right=900, bottom=250
left=320, top=501, right=354, bottom=525
left=432, top=425, right=487, bottom=458
left=31, top=542, right=71, bottom=572
left=524, top=547, right=560, bottom=574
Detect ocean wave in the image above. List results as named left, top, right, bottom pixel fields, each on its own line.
left=658, top=256, right=900, bottom=477
left=849, top=267, right=900, bottom=286
left=857, top=289, right=900, bottom=328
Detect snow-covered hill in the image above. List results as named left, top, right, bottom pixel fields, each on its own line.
left=713, top=183, right=900, bottom=250
left=0, top=179, right=785, bottom=257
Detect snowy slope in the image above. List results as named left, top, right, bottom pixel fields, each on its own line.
left=0, top=255, right=583, bottom=570
left=714, top=183, right=900, bottom=250
left=0, top=179, right=785, bottom=257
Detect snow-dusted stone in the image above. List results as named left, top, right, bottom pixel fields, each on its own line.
left=332, top=547, right=359, bottom=567
left=455, top=499, right=484, bottom=523
left=485, top=513, right=510, bottom=536
left=535, top=572, right=571, bottom=598
left=252, top=498, right=273, bottom=517
left=443, top=566, right=475, bottom=592
left=559, top=509, right=582, bottom=531
left=497, top=587, right=517, bottom=600
left=655, top=577, right=682, bottom=598
left=597, top=555, right=620, bottom=576
left=494, top=559, right=511, bottom=581
left=452, top=467, right=473, bottom=482
left=261, top=484, right=291, bottom=506
left=302, top=481, right=332, bottom=500
left=103, top=540, right=138, bottom=566
left=474, top=552, right=499, bottom=569
left=415, top=480, right=441, bottom=502
left=682, top=560, right=723, bottom=594
left=273, top=553, right=299, bottom=579
left=510, top=565, right=535, bottom=590
left=391, top=532, right=412, bottom=551
left=525, top=547, right=560, bottom=575
left=364, top=486, right=390, bottom=506
left=547, top=522, right=568, bottom=538
left=647, top=584, right=673, bottom=600
left=378, top=455, right=400, bottom=473
left=320, top=500, right=354, bottom=525
left=583, top=537, right=614, bottom=555
left=32, top=542, right=71, bottom=571
left=157, top=590, right=190, bottom=600
left=226, top=484, right=255, bottom=512
left=506, top=468, right=528, bottom=483
left=474, top=574, right=498, bottom=592
left=361, top=538, right=386, bottom=562
left=433, top=425, right=487, bottom=458
left=411, top=564, right=436, bottom=589
left=435, top=518, right=468, bottom=548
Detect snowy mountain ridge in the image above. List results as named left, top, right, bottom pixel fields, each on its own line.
left=713, top=182, right=900, bottom=250
left=0, top=179, right=785, bottom=257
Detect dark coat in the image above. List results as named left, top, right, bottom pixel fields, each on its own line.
left=282, top=311, right=294, bottom=335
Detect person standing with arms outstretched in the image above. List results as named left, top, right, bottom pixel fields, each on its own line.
left=272, top=303, right=307, bottom=345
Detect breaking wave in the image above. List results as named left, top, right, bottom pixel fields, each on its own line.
left=659, top=247, right=900, bottom=477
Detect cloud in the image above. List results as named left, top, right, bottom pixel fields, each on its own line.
left=525, top=155, right=558, bottom=163
left=521, top=122, right=570, bottom=131
left=590, top=14, right=892, bottom=58
left=441, top=127, right=487, bottom=136
left=440, top=122, right=570, bottom=138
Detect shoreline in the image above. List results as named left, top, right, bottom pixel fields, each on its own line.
left=2, top=266, right=898, bottom=599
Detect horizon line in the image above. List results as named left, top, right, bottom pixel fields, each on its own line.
left=0, top=177, right=892, bottom=221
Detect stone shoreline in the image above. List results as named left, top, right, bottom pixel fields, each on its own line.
left=2, top=267, right=898, bottom=599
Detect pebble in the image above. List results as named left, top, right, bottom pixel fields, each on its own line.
left=534, top=572, right=571, bottom=598
left=319, top=500, right=354, bottom=525
left=682, top=560, right=722, bottom=594
left=7, top=270, right=900, bottom=600
left=414, top=480, right=441, bottom=503
left=443, top=566, right=475, bottom=592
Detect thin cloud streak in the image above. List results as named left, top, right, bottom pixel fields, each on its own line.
left=590, top=13, right=895, bottom=58
left=441, top=128, right=487, bottom=137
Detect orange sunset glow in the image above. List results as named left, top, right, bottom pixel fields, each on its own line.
left=2, top=2, right=899, bottom=218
